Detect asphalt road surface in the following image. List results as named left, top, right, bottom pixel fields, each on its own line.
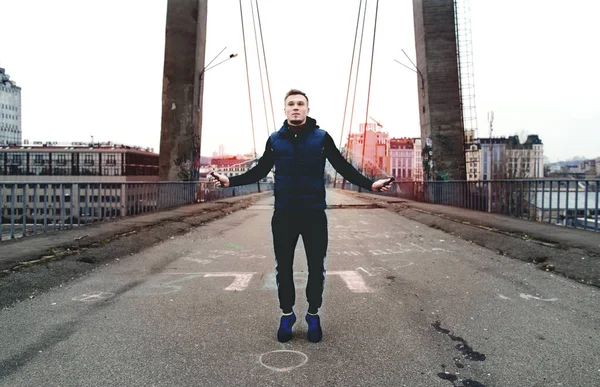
left=1, top=190, right=599, bottom=386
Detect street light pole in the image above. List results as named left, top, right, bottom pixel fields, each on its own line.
left=394, top=49, right=425, bottom=97
left=197, top=49, right=238, bottom=111
left=190, top=49, right=237, bottom=181
left=488, top=111, right=494, bottom=212
left=488, top=111, right=494, bottom=179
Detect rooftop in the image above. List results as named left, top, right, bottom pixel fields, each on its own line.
left=0, top=67, right=20, bottom=89
left=0, top=140, right=156, bottom=154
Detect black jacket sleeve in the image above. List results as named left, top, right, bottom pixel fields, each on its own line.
left=228, top=139, right=274, bottom=187
left=323, top=133, right=373, bottom=191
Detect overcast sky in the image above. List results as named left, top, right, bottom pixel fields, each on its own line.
left=1, top=0, right=599, bottom=162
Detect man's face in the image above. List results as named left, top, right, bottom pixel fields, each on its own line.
left=284, top=94, right=309, bottom=126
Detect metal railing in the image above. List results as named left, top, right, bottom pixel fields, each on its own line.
left=0, top=181, right=272, bottom=241
left=337, top=179, right=600, bottom=232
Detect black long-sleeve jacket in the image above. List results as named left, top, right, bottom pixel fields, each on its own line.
left=229, top=132, right=373, bottom=190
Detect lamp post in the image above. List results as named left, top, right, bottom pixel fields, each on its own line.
left=191, top=48, right=237, bottom=181
left=197, top=48, right=238, bottom=111
left=487, top=111, right=494, bottom=212
left=394, top=49, right=425, bottom=97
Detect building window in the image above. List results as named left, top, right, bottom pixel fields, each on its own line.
left=82, top=154, right=96, bottom=165
left=29, top=152, right=51, bottom=175
left=79, top=153, right=99, bottom=175
left=124, top=153, right=158, bottom=176
left=52, top=153, right=72, bottom=175
left=102, top=153, right=122, bottom=176
left=6, top=153, right=27, bottom=175
left=54, top=153, right=68, bottom=165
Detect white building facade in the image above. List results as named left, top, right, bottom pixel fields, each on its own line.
left=388, top=137, right=424, bottom=182
left=505, top=135, right=544, bottom=178
left=389, top=138, right=414, bottom=181
left=0, top=68, right=22, bottom=146
left=471, top=135, right=543, bottom=180
left=1, top=142, right=159, bottom=222
left=478, top=139, right=506, bottom=180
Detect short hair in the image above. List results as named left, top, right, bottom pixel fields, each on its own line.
left=284, top=89, right=309, bottom=106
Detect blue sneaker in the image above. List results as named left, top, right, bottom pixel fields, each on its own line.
left=277, top=312, right=296, bottom=342
left=305, top=313, right=322, bottom=343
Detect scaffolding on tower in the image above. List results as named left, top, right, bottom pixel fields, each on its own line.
left=454, top=0, right=478, bottom=141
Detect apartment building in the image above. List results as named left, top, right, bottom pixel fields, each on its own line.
left=0, top=142, right=159, bottom=221
left=0, top=67, right=22, bottom=146
left=505, top=135, right=544, bottom=178
left=465, top=143, right=482, bottom=181
left=468, top=135, right=544, bottom=180
left=412, top=138, right=424, bottom=182
left=207, top=155, right=272, bottom=182
left=389, top=138, right=412, bottom=181
left=345, top=123, right=389, bottom=177
left=477, top=139, right=507, bottom=180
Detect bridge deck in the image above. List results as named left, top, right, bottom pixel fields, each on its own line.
left=1, top=189, right=599, bottom=385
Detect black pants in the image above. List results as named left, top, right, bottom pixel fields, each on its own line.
left=271, top=210, right=328, bottom=314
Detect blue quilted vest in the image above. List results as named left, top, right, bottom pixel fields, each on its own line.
left=269, top=122, right=327, bottom=211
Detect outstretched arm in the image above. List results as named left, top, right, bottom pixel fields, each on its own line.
left=324, top=133, right=393, bottom=192
left=324, top=133, right=373, bottom=190
left=209, top=139, right=274, bottom=187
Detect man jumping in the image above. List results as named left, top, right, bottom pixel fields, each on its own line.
left=209, top=89, right=393, bottom=343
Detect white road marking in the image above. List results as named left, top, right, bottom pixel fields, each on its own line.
left=204, top=272, right=255, bottom=291
left=409, top=242, right=429, bottom=252
left=330, top=251, right=362, bottom=256
left=357, top=267, right=372, bottom=276
left=72, top=292, right=115, bottom=302
left=519, top=293, right=558, bottom=302
left=327, top=271, right=373, bottom=293
left=184, top=257, right=212, bottom=264
left=146, top=270, right=374, bottom=293
left=207, top=250, right=266, bottom=259
left=259, top=350, right=308, bottom=372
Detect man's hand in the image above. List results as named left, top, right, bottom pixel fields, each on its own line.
left=208, top=172, right=230, bottom=188
left=371, top=177, right=394, bottom=192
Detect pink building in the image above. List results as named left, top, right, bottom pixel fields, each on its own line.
left=344, top=123, right=389, bottom=177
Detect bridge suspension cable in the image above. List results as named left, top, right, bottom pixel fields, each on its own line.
left=250, top=0, right=270, bottom=138
left=359, top=0, right=380, bottom=176
left=238, top=0, right=258, bottom=158
left=254, top=0, right=276, bottom=132
left=342, top=0, right=370, bottom=189
left=335, top=0, right=365, bottom=188
left=237, top=0, right=378, bottom=164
